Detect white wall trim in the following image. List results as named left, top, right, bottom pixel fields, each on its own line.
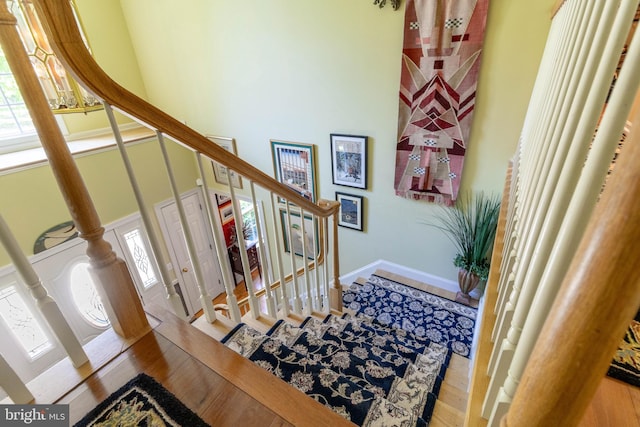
left=339, top=259, right=459, bottom=294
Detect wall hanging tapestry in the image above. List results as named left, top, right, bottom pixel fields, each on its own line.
left=395, top=0, right=490, bottom=205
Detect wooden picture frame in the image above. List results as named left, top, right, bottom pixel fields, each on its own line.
left=219, top=202, right=234, bottom=224
left=270, top=140, right=317, bottom=203
left=330, top=134, right=368, bottom=189
left=279, top=208, right=318, bottom=259
left=207, top=135, right=242, bottom=188
left=336, top=192, right=364, bottom=231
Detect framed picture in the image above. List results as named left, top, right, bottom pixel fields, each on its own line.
left=219, top=202, right=234, bottom=224
left=271, top=140, right=317, bottom=202
left=215, top=193, right=230, bottom=206
left=336, top=192, right=364, bottom=231
left=207, top=135, right=242, bottom=189
left=330, top=134, right=368, bottom=189
left=279, top=208, right=318, bottom=259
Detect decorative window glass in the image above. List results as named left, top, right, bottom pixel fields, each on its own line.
left=7, top=0, right=101, bottom=113
left=124, top=228, right=157, bottom=289
left=0, top=285, right=52, bottom=359
left=69, top=262, right=109, bottom=328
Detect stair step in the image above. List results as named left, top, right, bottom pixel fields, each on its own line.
left=430, top=399, right=466, bottom=427
left=374, top=269, right=460, bottom=302
left=443, top=354, right=470, bottom=391
left=437, top=382, right=468, bottom=413
left=191, top=311, right=236, bottom=341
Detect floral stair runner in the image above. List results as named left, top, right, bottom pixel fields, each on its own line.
left=221, top=311, right=453, bottom=426
left=342, top=274, right=477, bottom=358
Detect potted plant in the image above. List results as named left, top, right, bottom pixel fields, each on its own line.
left=430, top=192, right=501, bottom=305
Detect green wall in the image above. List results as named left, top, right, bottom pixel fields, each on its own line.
left=115, top=0, right=557, bottom=281
left=1, top=0, right=558, bottom=282
left=0, top=0, right=198, bottom=266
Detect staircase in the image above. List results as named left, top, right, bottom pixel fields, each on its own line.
left=195, top=270, right=474, bottom=426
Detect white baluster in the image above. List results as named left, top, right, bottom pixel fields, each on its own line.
left=0, top=214, right=88, bottom=368
left=104, top=104, right=187, bottom=320
left=270, top=193, right=289, bottom=318
left=486, top=0, right=640, bottom=423
left=0, top=353, right=32, bottom=404
left=157, top=132, right=216, bottom=322
left=284, top=203, right=302, bottom=314
left=228, top=176, right=260, bottom=319
left=196, top=153, right=241, bottom=323
left=250, top=183, right=276, bottom=318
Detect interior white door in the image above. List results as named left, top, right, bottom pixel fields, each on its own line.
left=158, top=192, right=225, bottom=318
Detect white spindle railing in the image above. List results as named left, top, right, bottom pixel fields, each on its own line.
left=0, top=353, right=32, bottom=404
left=0, top=0, right=341, bottom=403
left=105, top=104, right=187, bottom=321
left=0, top=215, right=88, bottom=369
left=479, top=0, right=640, bottom=425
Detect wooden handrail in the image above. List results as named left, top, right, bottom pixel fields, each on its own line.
left=32, top=0, right=339, bottom=220
left=500, top=96, right=640, bottom=426
left=0, top=2, right=149, bottom=339
left=552, top=1, right=566, bottom=18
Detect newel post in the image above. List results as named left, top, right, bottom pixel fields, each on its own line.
left=0, top=4, right=149, bottom=338
left=319, top=200, right=343, bottom=312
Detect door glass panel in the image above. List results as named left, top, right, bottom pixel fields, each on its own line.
left=69, top=262, right=109, bottom=328
left=123, top=228, right=157, bottom=289
left=0, top=285, right=52, bottom=359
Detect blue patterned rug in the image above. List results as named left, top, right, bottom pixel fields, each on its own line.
left=342, top=274, right=477, bottom=358
left=221, top=311, right=453, bottom=426
left=74, top=374, right=209, bottom=426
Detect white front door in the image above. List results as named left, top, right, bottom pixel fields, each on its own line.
left=157, top=191, right=224, bottom=319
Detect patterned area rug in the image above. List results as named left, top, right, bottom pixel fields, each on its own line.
left=608, top=309, right=640, bottom=387
left=222, top=311, right=453, bottom=426
left=343, top=274, right=477, bottom=358
left=74, top=373, right=209, bottom=427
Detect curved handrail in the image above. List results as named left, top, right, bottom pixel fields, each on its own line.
left=33, top=0, right=339, bottom=219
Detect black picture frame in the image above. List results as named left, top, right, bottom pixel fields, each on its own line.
left=336, top=192, right=364, bottom=231
left=330, top=134, right=368, bottom=189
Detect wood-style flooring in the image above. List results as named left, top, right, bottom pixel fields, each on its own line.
left=57, top=306, right=353, bottom=427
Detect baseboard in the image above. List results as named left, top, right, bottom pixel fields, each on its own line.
left=339, top=259, right=459, bottom=294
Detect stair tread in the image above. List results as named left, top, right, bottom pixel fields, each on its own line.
left=443, top=354, right=470, bottom=391
left=373, top=269, right=461, bottom=304
left=437, top=382, right=468, bottom=412
left=191, top=311, right=236, bottom=341
left=223, top=323, right=433, bottom=426
left=430, top=399, right=466, bottom=427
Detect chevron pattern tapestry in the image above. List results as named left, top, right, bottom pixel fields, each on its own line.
left=395, top=0, right=490, bottom=205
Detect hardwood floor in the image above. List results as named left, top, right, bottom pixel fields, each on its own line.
left=56, top=306, right=353, bottom=427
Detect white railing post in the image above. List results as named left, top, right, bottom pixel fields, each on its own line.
left=0, top=214, right=88, bottom=368
left=196, top=153, right=241, bottom=323
left=484, top=0, right=629, bottom=418
left=270, top=193, right=289, bottom=318
left=104, top=104, right=187, bottom=320
left=157, top=132, right=216, bottom=322
left=228, top=177, right=260, bottom=319
left=284, top=203, right=303, bottom=314
left=0, top=353, right=32, bottom=404
left=299, top=209, right=313, bottom=315
left=250, top=183, right=276, bottom=318
left=486, top=1, right=640, bottom=423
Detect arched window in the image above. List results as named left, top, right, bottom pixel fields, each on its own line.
left=69, top=262, right=109, bottom=328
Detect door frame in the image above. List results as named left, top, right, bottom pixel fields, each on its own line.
left=155, top=189, right=224, bottom=319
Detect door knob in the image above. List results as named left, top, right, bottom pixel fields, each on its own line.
left=182, top=267, right=189, bottom=272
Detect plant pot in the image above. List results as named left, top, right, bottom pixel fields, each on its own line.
left=457, top=268, right=480, bottom=305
